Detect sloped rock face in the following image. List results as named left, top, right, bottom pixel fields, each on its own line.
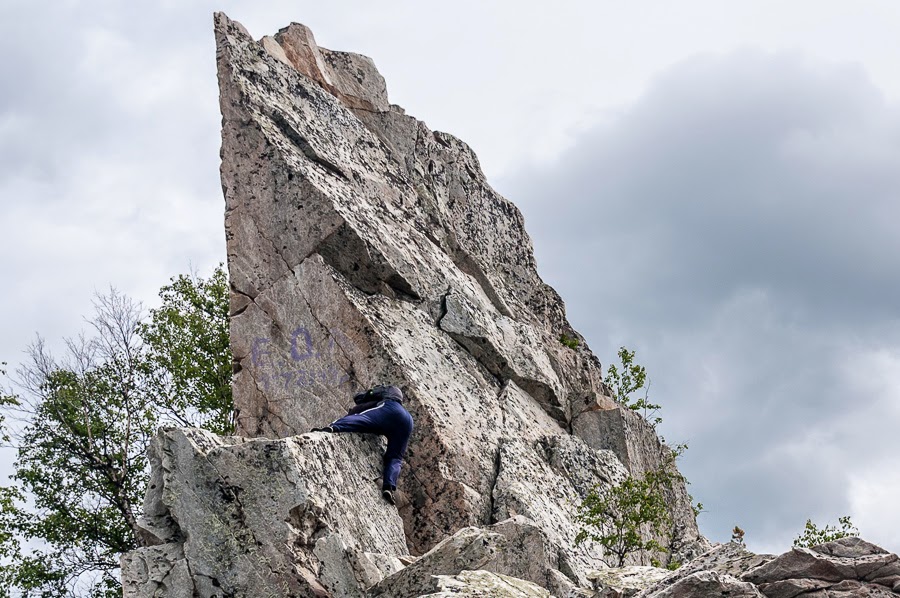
left=492, top=436, right=628, bottom=580
left=122, top=429, right=407, bottom=597
left=214, top=9, right=702, bottom=565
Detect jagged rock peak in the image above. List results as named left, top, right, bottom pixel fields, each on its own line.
left=216, top=3, right=705, bottom=563
left=122, top=12, right=707, bottom=597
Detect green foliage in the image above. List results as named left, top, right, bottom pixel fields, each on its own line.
left=793, top=516, right=858, bottom=548
left=731, top=525, right=746, bottom=545
left=140, top=265, right=232, bottom=434
left=0, top=265, right=233, bottom=597
left=604, top=346, right=662, bottom=426
left=1, top=363, right=16, bottom=444
left=575, top=447, right=688, bottom=567
left=559, top=334, right=580, bottom=349
left=580, top=351, right=705, bottom=567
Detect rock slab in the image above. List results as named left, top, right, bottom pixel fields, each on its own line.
left=123, top=428, right=407, bottom=598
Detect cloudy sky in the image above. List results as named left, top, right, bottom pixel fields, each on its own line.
left=2, top=0, right=898, bottom=555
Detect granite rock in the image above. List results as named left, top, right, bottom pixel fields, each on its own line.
left=651, top=571, right=764, bottom=598
left=588, top=566, right=671, bottom=598
left=122, top=428, right=407, bottom=598
left=742, top=537, right=900, bottom=597
left=213, top=8, right=702, bottom=562
left=369, top=516, right=582, bottom=598
left=637, top=542, right=774, bottom=597
left=421, top=569, right=552, bottom=597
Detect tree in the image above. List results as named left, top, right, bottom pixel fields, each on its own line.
left=793, top=516, right=858, bottom=548
left=581, top=351, right=701, bottom=568
left=0, top=265, right=232, bottom=597
left=604, top=346, right=662, bottom=426
left=574, top=447, right=688, bottom=568
left=140, top=265, right=232, bottom=434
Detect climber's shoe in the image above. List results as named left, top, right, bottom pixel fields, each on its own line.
left=382, top=489, right=396, bottom=505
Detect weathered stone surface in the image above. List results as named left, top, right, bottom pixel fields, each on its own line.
left=680, top=542, right=775, bottom=579
left=651, top=571, right=764, bottom=597
left=421, top=569, right=552, bottom=597
left=638, top=542, right=774, bottom=597
left=588, top=566, right=671, bottom=598
left=271, top=22, right=390, bottom=112
left=125, top=428, right=407, bottom=597
left=631, top=539, right=900, bottom=598
left=742, top=538, right=900, bottom=598
left=753, top=577, right=832, bottom=598
left=811, top=536, right=889, bottom=559
left=370, top=516, right=580, bottom=597
left=214, top=8, right=702, bottom=564
left=493, top=436, right=626, bottom=578
left=744, top=547, right=857, bottom=584
left=122, top=543, right=193, bottom=598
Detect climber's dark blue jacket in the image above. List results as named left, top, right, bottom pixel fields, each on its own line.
left=330, top=385, right=413, bottom=491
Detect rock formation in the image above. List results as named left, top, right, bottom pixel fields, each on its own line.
left=121, top=10, right=744, bottom=597
left=215, top=7, right=703, bottom=562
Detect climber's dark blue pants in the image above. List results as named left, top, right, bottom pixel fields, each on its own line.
left=330, top=399, right=414, bottom=491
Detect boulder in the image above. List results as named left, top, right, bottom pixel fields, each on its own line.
left=650, top=571, right=764, bottom=597
left=370, top=516, right=583, bottom=597
left=637, top=542, right=774, bottom=597
left=587, top=566, right=671, bottom=597
left=122, top=428, right=407, bottom=598
left=742, top=537, right=900, bottom=597
left=420, top=569, right=552, bottom=597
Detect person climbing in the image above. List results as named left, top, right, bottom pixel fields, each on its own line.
left=312, top=384, right=413, bottom=506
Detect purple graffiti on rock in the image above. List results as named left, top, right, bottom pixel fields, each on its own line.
left=251, top=326, right=351, bottom=393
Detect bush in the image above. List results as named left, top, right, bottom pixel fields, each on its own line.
left=793, top=516, right=858, bottom=548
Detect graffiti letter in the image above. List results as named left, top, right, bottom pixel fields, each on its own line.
left=291, top=327, right=315, bottom=361
left=251, top=338, right=272, bottom=366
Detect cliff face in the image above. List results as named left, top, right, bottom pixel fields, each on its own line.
left=122, top=12, right=708, bottom=597
left=216, top=10, right=702, bottom=558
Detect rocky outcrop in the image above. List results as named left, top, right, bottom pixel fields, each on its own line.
left=123, top=11, right=707, bottom=597
left=369, top=515, right=590, bottom=598
left=742, top=537, right=900, bottom=597
left=626, top=538, right=900, bottom=598
left=651, top=571, right=765, bottom=598
left=123, top=429, right=407, bottom=597
left=117, top=11, right=900, bottom=598
left=588, top=566, right=672, bottom=597
left=214, top=9, right=702, bottom=565
left=635, top=542, right=774, bottom=597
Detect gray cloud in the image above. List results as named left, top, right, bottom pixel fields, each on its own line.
left=501, top=49, right=900, bottom=553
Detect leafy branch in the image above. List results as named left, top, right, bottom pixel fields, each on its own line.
left=604, top=346, right=662, bottom=426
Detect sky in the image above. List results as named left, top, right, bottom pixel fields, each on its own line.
left=1, top=0, right=899, bottom=556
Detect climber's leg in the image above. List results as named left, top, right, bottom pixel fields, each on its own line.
left=329, top=402, right=386, bottom=434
